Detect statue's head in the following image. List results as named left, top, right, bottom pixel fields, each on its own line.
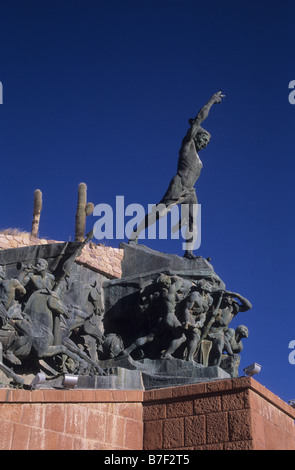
left=236, top=325, right=249, bottom=338
left=35, top=258, right=48, bottom=272
left=188, top=120, right=211, bottom=151
left=222, top=295, right=238, bottom=307
left=194, top=128, right=211, bottom=151
left=157, top=274, right=171, bottom=288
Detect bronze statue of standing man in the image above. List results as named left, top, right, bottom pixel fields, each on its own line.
left=129, top=91, right=225, bottom=258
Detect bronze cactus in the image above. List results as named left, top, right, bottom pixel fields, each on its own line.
left=31, top=189, right=42, bottom=238
left=75, top=182, right=94, bottom=241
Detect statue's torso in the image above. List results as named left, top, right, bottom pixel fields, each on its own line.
left=177, top=139, right=203, bottom=189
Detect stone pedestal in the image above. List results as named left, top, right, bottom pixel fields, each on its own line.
left=142, top=377, right=295, bottom=450
left=0, top=377, right=294, bottom=450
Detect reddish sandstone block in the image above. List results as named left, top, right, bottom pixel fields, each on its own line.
left=195, top=443, right=224, bottom=450
left=94, top=390, right=113, bottom=402
left=170, top=385, right=191, bottom=398
left=144, top=403, right=166, bottom=421
left=44, top=404, right=65, bottom=433
left=85, top=409, right=106, bottom=442
left=263, top=419, right=295, bottom=450
left=144, top=420, right=163, bottom=450
left=143, top=390, right=155, bottom=401
left=97, top=402, right=114, bottom=414
left=184, top=415, right=206, bottom=447
left=42, top=389, right=66, bottom=403
left=81, top=389, right=96, bottom=402
left=206, top=412, right=229, bottom=444
left=259, top=397, right=273, bottom=421
left=56, top=432, right=74, bottom=450
left=153, top=387, right=173, bottom=400
left=184, top=382, right=207, bottom=397
left=124, top=418, right=143, bottom=450
left=194, top=395, right=221, bottom=415
left=163, top=417, right=184, bottom=449
left=166, top=399, right=193, bottom=418
left=0, top=420, right=13, bottom=449
left=224, top=440, right=255, bottom=450
left=231, top=376, right=252, bottom=390
left=244, top=388, right=251, bottom=409
left=222, top=391, right=246, bottom=411
left=9, top=389, right=31, bottom=403
left=1, top=403, right=22, bottom=423
left=285, top=415, right=295, bottom=435
left=268, top=405, right=284, bottom=429
left=62, top=390, right=84, bottom=402
left=205, top=379, right=233, bottom=394
left=30, top=390, right=45, bottom=402
left=73, top=436, right=103, bottom=450
left=248, top=388, right=265, bottom=415
left=105, top=413, right=125, bottom=448
left=115, top=402, right=142, bottom=421
left=263, top=419, right=283, bottom=450
left=284, top=433, right=295, bottom=450
left=123, top=390, right=143, bottom=402
left=11, top=423, right=30, bottom=450
left=169, top=382, right=206, bottom=398
left=21, top=404, right=44, bottom=428
left=65, top=405, right=87, bottom=437
left=111, top=390, right=128, bottom=402
left=228, top=409, right=252, bottom=442
left=0, top=389, right=10, bottom=402
left=250, top=410, right=266, bottom=449
left=29, top=428, right=59, bottom=450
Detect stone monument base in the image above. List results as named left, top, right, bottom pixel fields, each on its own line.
left=19, top=357, right=230, bottom=391
left=0, top=377, right=294, bottom=450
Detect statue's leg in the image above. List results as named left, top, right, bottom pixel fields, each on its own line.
left=209, top=337, right=224, bottom=367
left=128, top=203, right=170, bottom=244
left=63, top=338, right=106, bottom=375
left=41, top=344, right=105, bottom=375
left=0, top=361, right=24, bottom=385
left=183, top=193, right=199, bottom=259
left=162, top=333, right=186, bottom=359
left=5, top=336, right=33, bottom=365
left=186, top=330, right=201, bottom=361
left=123, top=333, right=155, bottom=355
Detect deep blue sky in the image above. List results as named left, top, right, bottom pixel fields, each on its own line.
left=0, top=0, right=295, bottom=403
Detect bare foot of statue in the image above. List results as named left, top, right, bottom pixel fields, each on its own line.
left=161, top=353, right=174, bottom=360
left=184, top=250, right=201, bottom=260
left=5, top=351, right=22, bottom=365
left=128, top=237, right=138, bottom=245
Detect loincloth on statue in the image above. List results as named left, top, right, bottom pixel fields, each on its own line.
left=159, top=175, right=197, bottom=207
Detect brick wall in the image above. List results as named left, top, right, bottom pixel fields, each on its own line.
left=143, top=377, right=295, bottom=451
left=0, top=378, right=294, bottom=450
left=0, top=389, right=143, bottom=450
left=0, top=233, right=123, bottom=279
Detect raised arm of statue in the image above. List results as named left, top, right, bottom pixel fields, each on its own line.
left=226, top=291, right=253, bottom=312
left=187, top=91, right=225, bottom=140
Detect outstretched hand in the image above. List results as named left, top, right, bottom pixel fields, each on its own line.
left=212, top=90, right=225, bottom=104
